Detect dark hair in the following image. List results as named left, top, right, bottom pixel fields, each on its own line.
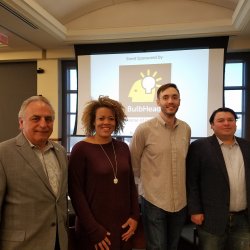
left=157, top=83, right=180, bottom=99
left=209, top=107, right=238, bottom=124
left=81, top=96, right=127, bottom=135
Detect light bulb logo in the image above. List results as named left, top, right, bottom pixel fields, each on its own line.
left=142, top=76, right=155, bottom=94
left=128, top=69, right=162, bottom=102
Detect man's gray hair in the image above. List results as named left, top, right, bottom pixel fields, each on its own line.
left=18, top=95, right=55, bottom=119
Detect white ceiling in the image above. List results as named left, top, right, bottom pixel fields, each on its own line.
left=0, top=0, right=250, bottom=53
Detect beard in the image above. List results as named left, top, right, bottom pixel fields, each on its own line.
left=161, top=106, right=179, bottom=117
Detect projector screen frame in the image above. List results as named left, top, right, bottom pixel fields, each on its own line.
left=74, top=36, right=229, bottom=138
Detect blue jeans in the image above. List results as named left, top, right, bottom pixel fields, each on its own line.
left=198, top=211, right=250, bottom=250
left=141, top=197, right=187, bottom=250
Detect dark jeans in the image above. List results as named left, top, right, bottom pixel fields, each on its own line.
left=198, top=211, right=250, bottom=250
left=141, top=197, right=187, bottom=250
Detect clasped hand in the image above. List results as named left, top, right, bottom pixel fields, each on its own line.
left=94, top=217, right=138, bottom=250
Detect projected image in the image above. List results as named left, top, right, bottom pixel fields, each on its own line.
left=128, top=69, right=161, bottom=102
left=77, top=49, right=224, bottom=137
left=120, top=63, right=171, bottom=113
left=126, top=65, right=170, bottom=103
left=119, top=63, right=171, bottom=135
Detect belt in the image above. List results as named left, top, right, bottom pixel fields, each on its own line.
left=229, top=209, right=247, bottom=216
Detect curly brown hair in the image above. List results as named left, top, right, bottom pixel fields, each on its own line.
left=81, top=96, right=127, bottom=136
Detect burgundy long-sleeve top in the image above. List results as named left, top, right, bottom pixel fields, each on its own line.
left=68, top=139, right=140, bottom=250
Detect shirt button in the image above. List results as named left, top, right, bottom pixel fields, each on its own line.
left=51, top=222, right=56, bottom=227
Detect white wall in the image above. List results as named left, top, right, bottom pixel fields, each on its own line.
left=37, top=59, right=61, bottom=140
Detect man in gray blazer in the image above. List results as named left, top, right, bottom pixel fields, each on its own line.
left=0, top=96, right=68, bottom=250
left=187, top=107, right=250, bottom=250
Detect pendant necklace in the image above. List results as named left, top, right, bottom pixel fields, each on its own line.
left=99, top=141, right=119, bottom=184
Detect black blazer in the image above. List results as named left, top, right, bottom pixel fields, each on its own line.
left=187, top=134, right=250, bottom=235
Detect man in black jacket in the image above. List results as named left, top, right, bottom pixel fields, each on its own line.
left=187, top=107, right=250, bottom=250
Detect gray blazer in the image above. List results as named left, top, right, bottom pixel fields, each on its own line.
left=0, top=133, right=68, bottom=250
left=187, top=134, right=250, bottom=235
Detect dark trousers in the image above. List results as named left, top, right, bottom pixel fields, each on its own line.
left=141, top=197, right=187, bottom=250
left=198, top=211, right=250, bottom=250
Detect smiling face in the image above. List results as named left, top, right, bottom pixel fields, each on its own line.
left=19, top=100, right=54, bottom=149
left=211, top=111, right=236, bottom=141
left=94, top=107, right=116, bottom=140
left=157, top=86, right=180, bottom=117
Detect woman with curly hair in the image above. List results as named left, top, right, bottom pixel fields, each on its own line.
left=68, top=96, right=140, bottom=250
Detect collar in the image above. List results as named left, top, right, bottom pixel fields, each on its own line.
left=23, top=133, right=54, bottom=151
left=216, top=136, right=238, bottom=146
left=157, top=114, right=179, bottom=128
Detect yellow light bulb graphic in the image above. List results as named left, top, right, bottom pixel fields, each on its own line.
left=128, top=69, right=162, bottom=102
left=142, top=76, right=155, bottom=94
